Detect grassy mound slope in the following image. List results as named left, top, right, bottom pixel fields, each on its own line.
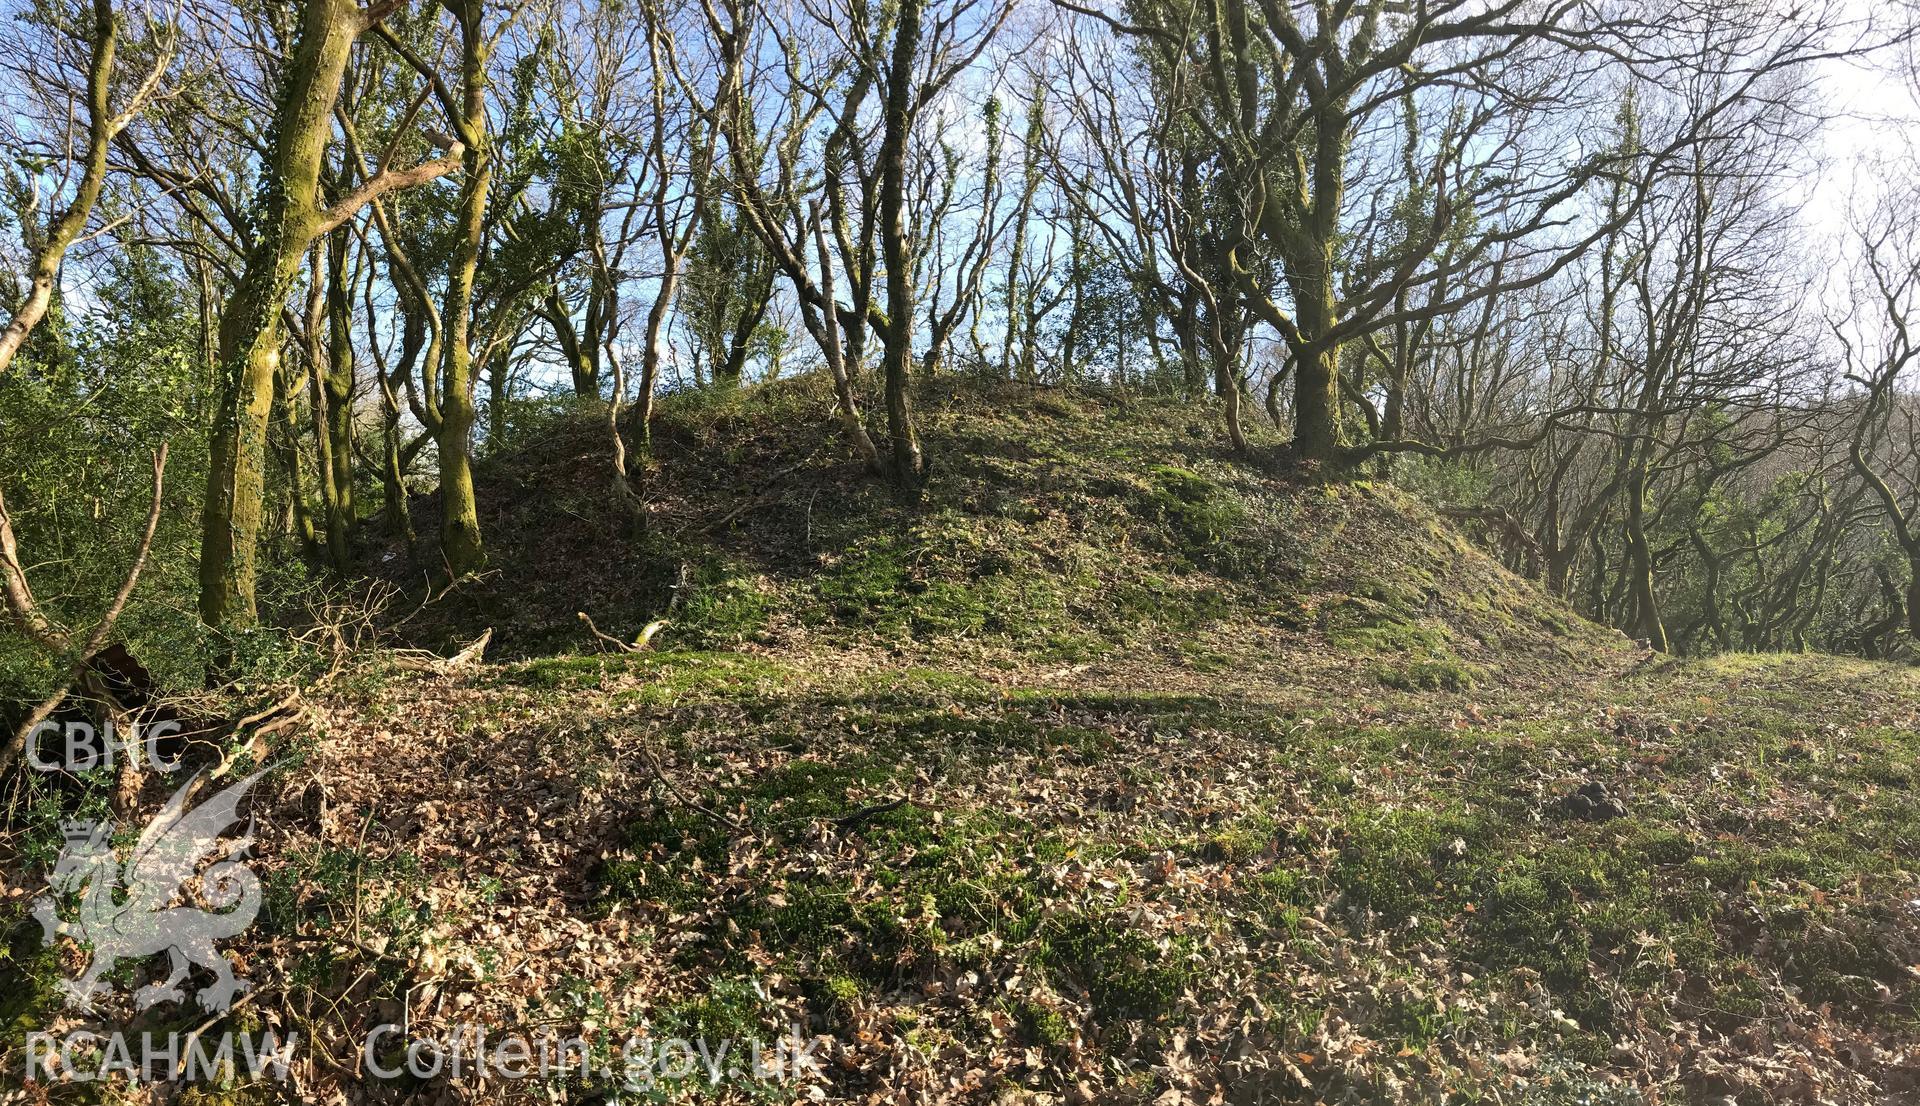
left=397, top=376, right=1619, bottom=697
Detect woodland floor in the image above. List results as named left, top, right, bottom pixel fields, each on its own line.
left=5, top=381, right=1920, bottom=1105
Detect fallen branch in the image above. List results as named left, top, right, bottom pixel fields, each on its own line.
left=578, top=612, right=668, bottom=653
left=390, top=628, right=493, bottom=672
left=446, top=628, right=492, bottom=667
left=209, top=691, right=309, bottom=779
left=638, top=743, right=744, bottom=832
left=832, top=796, right=909, bottom=829
left=698, top=497, right=784, bottom=535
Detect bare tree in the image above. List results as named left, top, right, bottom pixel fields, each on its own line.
left=0, top=0, right=173, bottom=379
left=1073, top=0, right=1854, bottom=466
left=701, top=0, right=1013, bottom=485
left=1838, top=193, right=1920, bottom=643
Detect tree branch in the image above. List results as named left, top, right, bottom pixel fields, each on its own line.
left=312, top=145, right=464, bottom=237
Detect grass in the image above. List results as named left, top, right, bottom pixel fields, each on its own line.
left=510, top=648, right=1919, bottom=1098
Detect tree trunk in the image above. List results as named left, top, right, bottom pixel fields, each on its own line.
left=486, top=350, right=509, bottom=447
left=1539, top=451, right=1576, bottom=597
left=638, top=254, right=680, bottom=435
left=810, top=201, right=884, bottom=475
left=547, top=289, right=600, bottom=398
left=378, top=309, right=422, bottom=544
left=999, top=97, right=1044, bottom=383
left=199, top=0, right=360, bottom=628
left=274, top=361, right=322, bottom=564
left=1290, top=282, right=1341, bottom=466
left=716, top=267, right=772, bottom=387
left=1691, top=528, right=1727, bottom=652
left=1206, top=302, right=1247, bottom=456
left=382, top=421, right=413, bottom=544
left=435, top=0, right=491, bottom=578
left=1586, top=526, right=1609, bottom=624
left=1623, top=453, right=1668, bottom=651
left=308, top=236, right=355, bottom=572
left=1061, top=206, right=1085, bottom=379
left=1287, top=101, right=1347, bottom=466
left=876, top=0, right=926, bottom=486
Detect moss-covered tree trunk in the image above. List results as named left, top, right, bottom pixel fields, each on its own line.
left=999, top=96, right=1044, bottom=383
left=876, top=0, right=926, bottom=485
left=322, top=232, right=357, bottom=558
left=303, top=242, right=352, bottom=573
left=1850, top=383, right=1920, bottom=645
left=434, top=0, right=491, bottom=577
left=1249, top=94, right=1346, bottom=466
left=1622, top=448, right=1668, bottom=651
left=379, top=307, right=423, bottom=544
left=486, top=350, right=510, bottom=448
left=546, top=287, right=602, bottom=398
left=717, top=269, right=772, bottom=385
left=199, top=0, right=360, bottom=628
left=273, top=361, right=323, bottom=564
left=1287, top=198, right=1343, bottom=464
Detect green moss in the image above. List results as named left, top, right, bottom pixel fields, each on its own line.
left=1327, top=611, right=1449, bottom=655
left=1138, top=465, right=1249, bottom=566
left=509, top=649, right=788, bottom=694
left=802, top=517, right=1085, bottom=646
left=1240, top=868, right=1310, bottom=935
left=594, top=804, right=732, bottom=911
left=1011, top=998, right=1075, bottom=1046
left=1202, top=812, right=1281, bottom=864
left=1373, top=657, right=1482, bottom=691
left=1333, top=807, right=1488, bottom=929
left=658, top=977, right=771, bottom=1042
left=676, top=558, right=778, bottom=644
left=1038, top=909, right=1201, bottom=1019
left=1626, top=824, right=1695, bottom=866
left=508, top=652, right=634, bottom=689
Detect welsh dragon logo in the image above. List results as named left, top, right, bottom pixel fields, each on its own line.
left=31, top=770, right=267, bottom=1012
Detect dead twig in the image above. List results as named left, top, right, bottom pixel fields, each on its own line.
left=832, top=796, right=909, bottom=829
left=172, top=990, right=261, bottom=1080
left=387, top=567, right=502, bottom=630
left=637, top=743, right=745, bottom=833
left=577, top=612, right=668, bottom=653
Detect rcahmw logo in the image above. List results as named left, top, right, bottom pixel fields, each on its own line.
left=26, top=1029, right=297, bottom=1085
left=33, top=769, right=265, bottom=1010
left=24, top=769, right=295, bottom=1085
